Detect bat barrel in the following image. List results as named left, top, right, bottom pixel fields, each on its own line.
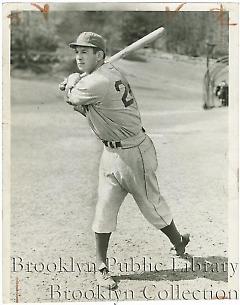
left=106, top=27, right=165, bottom=63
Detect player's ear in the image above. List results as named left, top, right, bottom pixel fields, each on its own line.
left=96, top=50, right=104, bottom=61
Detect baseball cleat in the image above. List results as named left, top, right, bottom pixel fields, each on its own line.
left=95, top=267, right=117, bottom=290
left=174, top=234, right=190, bottom=256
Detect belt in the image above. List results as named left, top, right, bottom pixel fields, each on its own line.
left=102, top=140, right=122, bottom=148
left=102, top=127, right=146, bottom=149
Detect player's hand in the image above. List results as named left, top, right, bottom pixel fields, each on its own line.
left=65, top=73, right=82, bottom=93
left=58, top=73, right=81, bottom=92
left=59, top=78, right=68, bottom=91
left=61, top=73, right=82, bottom=103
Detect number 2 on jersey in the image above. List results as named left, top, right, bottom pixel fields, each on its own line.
left=115, top=80, right=134, bottom=107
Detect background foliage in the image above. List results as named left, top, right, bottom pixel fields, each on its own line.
left=10, top=11, right=229, bottom=72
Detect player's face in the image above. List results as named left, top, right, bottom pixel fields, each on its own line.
left=75, top=47, right=99, bottom=74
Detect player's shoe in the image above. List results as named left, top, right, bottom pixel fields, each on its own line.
left=174, top=234, right=190, bottom=256
left=95, top=267, right=117, bottom=290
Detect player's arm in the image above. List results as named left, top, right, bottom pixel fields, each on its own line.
left=67, top=74, right=108, bottom=106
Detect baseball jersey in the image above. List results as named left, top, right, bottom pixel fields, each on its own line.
left=68, top=63, right=144, bottom=142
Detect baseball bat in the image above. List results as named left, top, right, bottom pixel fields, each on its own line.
left=106, top=27, right=165, bottom=63
left=59, top=27, right=165, bottom=91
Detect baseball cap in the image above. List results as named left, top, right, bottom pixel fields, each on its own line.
left=69, top=32, right=106, bottom=54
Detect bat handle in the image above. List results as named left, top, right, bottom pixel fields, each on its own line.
left=59, top=79, right=67, bottom=91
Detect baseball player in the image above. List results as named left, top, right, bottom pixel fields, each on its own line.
left=60, top=32, right=190, bottom=289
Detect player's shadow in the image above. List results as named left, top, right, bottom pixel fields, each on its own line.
left=114, top=255, right=228, bottom=283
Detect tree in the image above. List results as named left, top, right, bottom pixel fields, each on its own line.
left=11, top=11, right=60, bottom=71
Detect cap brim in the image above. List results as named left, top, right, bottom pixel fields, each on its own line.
left=69, top=42, right=98, bottom=49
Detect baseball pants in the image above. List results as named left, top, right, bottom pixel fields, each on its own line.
left=92, top=135, right=173, bottom=233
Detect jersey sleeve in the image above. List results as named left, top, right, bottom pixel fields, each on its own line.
left=68, top=73, right=109, bottom=106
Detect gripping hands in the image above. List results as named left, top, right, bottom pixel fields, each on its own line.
left=59, top=72, right=82, bottom=93
left=59, top=72, right=83, bottom=106
left=59, top=72, right=87, bottom=116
